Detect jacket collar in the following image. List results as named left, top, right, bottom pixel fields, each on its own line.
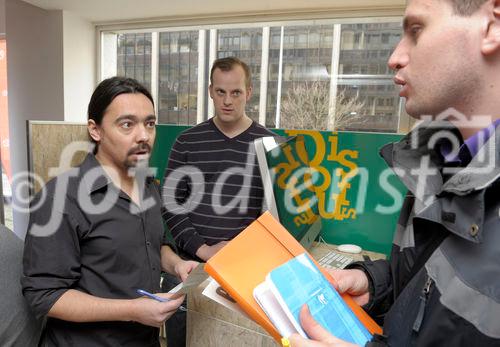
left=442, top=127, right=500, bottom=196
left=379, top=120, right=453, bottom=198
left=381, top=120, right=499, bottom=243
left=381, top=120, right=499, bottom=196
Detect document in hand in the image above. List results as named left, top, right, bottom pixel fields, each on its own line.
left=254, top=253, right=372, bottom=345
left=204, top=211, right=381, bottom=342
left=168, top=263, right=209, bottom=295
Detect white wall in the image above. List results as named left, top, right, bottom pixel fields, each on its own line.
left=63, top=10, right=95, bottom=122
left=6, top=0, right=64, bottom=237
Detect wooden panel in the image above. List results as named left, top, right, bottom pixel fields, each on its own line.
left=28, top=122, right=90, bottom=194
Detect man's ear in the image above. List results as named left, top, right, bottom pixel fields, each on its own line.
left=482, top=0, right=500, bottom=55
left=209, top=84, right=214, bottom=99
left=88, top=119, right=101, bottom=143
left=246, top=86, right=253, bottom=101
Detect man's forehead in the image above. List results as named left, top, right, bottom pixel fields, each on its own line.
left=212, top=73, right=247, bottom=88
left=109, top=93, right=153, bottom=108
left=213, top=65, right=244, bottom=74
left=403, top=0, right=455, bottom=28
left=405, top=0, right=447, bottom=15
left=103, top=94, right=154, bottom=121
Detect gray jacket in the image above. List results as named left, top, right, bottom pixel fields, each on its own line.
left=356, top=121, right=500, bottom=346
left=0, top=225, right=43, bottom=346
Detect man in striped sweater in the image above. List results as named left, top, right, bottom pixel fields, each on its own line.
left=162, top=57, right=275, bottom=262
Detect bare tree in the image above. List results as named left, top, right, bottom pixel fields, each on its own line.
left=280, top=81, right=365, bottom=131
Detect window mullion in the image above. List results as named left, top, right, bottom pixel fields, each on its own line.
left=328, top=24, right=341, bottom=130
left=151, top=32, right=159, bottom=116
left=275, top=26, right=284, bottom=129
left=259, top=27, right=270, bottom=126
left=197, top=30, right=207, bottom=124
left=207, top=29, right=218, bottom=119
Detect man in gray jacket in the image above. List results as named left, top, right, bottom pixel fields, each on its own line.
left=0, top=224, right=42, bottom=346
left=290, top=0, right=500, bottom=346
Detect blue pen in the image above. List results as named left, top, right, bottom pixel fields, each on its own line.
left=136, top=289, right=187, bottom=311
left=137, top=289, right=170, bottom=302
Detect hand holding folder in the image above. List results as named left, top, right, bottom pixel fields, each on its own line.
left=254, top=253, right=372, bottom=345
left=205, top=211, right=381, bottom=343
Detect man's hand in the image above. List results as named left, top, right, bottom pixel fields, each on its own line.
left=289, top=305, right=359, bottom=347
left=195, top=241, right=228, bottom=261
left=327, top=268, right=370, bottom=306
left=130, top=293, right=185, bottom=328
left=174, top=259, right=199, bottom=282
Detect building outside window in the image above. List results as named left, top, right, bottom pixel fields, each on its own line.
left=267, top=25, right=334, bottom=129
left=158, top=31, right=198, bottom=125
left=338, top=23, right=403, bottom=132
left=117, top=33, right=152, bottom=89
left=101, top=18, right=412, bottom=133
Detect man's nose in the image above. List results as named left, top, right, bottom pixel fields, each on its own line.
left=223, top=94, right=232, bottom=105
left=136, top=125, right=150, bottom=142
left=387, top=41, right=409, bottom=71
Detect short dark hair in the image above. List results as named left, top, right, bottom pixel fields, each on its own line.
left=447, top=0, right=488, bottom=15
left=210, top=56, right=252, bottom=89
left=87, top=77, right=154, bottom=153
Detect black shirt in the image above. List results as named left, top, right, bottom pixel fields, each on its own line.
left=22, top=154, right=164, bottom=347
left=162, top=118, right=275, bottom=258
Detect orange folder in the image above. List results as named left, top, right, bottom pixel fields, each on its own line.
left=205, top=211, right=382, bottom=342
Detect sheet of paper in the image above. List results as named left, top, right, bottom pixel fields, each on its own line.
left=254, top=281, right=297, bottom=338
left=168, top=262, right=210, bottom=294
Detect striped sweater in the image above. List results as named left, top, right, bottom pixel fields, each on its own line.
left=162, top=118, right=276, bottom=258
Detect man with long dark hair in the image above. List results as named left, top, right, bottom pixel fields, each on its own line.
left=22, top=77, right=197, bottom=346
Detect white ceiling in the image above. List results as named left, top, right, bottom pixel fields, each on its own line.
left=22, top=0, right=404, bottom=24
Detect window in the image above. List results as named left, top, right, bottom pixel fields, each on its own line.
left=267, top=25, right=335, bottom=128
left=158, top=31, right=198, bottom=125
left=117, top=33, right=152, bottom=89
left=338, top=22, right=403, bottom=132
left=101, top=18, right=409, bottom=133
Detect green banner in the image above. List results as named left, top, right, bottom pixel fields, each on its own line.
left=151, top=125, right=405, bottom=256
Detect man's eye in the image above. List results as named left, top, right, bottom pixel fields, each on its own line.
left=121, top=122, right=132, bottom=129
left=410, top=25, right=422, bottom=37
left=232, top=91, right=241, bottom=97
left=217, top=90, right=225, bottom=96
left=146, top=121, right=156, bottom=128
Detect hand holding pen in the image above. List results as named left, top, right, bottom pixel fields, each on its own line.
left=136, top=289, right=187, bottom=311
left=132, top=289, right=185, bottom=328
